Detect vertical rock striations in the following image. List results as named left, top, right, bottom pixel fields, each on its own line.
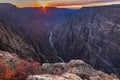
left=53, top=6, right=120, bottom=75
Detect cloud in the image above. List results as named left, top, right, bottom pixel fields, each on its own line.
left=0, top=0, right=120, bottom=8
left=0, top=0, right=119, bottom=4
left=48, top=0, right=120, bottom=6
left=0, top=0, right=37, bottom=4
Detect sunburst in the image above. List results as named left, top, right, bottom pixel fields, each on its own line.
left=41, top=2, right=47, bottom=7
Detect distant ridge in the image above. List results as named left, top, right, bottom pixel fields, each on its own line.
left=0, top=3, right=16, bottom=7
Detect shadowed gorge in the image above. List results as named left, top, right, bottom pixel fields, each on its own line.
left=0, top=3, right=120, bottom=79
left=0, top=3, right=76, bottom=63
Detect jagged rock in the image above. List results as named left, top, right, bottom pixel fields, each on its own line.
left=68, top=60, right=118, bottom=80
left=68, top=59, right=87, bottom=67
left=68, top=60, right=97, bottom=79
left=37, top=60, right=119, bottom=80
left=42, top=63, right=54, bottom=74
left=53, top=63, right=70, bottom=75
left=27, top=73, right=82, bottom=80
left=42, top=62, right=70, bottom=75
left=0, top=50, right=19, bottom=69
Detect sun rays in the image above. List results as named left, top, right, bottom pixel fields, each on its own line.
left=38, top=0, right=49, bottom=8
left=41, top=2, right=47, bottom=7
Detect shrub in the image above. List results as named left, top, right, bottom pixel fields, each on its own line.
left=0, top=59, right=14, bottom=80
left=11, top=60, right=30, bottom=80
left=11, top=60, right=41, bottom=80
left=29, top=62, right=41, bottom=75
left=0, top=59, right=41, bottom=80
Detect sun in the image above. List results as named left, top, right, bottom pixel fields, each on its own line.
left=38, top=0, right=50, bottom=8
left=41, top=2, right=47, bottom=7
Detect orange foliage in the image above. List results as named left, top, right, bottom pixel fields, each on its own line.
left=0, top=59, right=41, bottom=80
left=11, top=60, right=41, bottom=80
left=0, top=59, right=14, bottom=80
left=11, top=60, right=30, bottom=80
left=29, top=62, right=41, bottom=74
left=5, top=70, right=14, bottom=80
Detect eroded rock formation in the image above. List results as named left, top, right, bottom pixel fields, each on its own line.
left=27, top=60, right=118, bottom=80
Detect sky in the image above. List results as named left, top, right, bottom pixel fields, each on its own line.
left=0, top=0, right=120, bottom=9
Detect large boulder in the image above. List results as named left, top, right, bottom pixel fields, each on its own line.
left=68, top=60, right=118, bottom=80
left=68, top=60, right=97, bottom=79
left=53, top=63, right=70, bottom=75
left=42, top=62, right=70, bottom=75
left=42, top=63, right=54, bottom=74
left=68, top=60, right=85, bottom=67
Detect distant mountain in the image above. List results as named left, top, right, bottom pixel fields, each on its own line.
left=0, top=3, right=120, bottom=76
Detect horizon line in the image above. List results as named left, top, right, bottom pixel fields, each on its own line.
left=0, top=2, right=120, bottom=9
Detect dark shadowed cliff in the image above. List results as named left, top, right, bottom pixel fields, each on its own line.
left=53, top=6, right=120, bottom=75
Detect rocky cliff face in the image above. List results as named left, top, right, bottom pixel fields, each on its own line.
left=0, top=21, right=49, bottom=62
left=0, top=3, right=120, bottom=76
left=0, top=21, right=34, bottom=58
left=53, top=6, right=120, bottom=75
left=0, top=3, right=76, bottom=63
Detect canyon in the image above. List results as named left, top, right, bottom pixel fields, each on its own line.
left=0, top=3, right=120, bottom=77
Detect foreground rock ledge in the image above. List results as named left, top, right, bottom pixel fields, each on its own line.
left=27, top=60, right=119, bottom=80
left=27, top=73, right=82, bottom=80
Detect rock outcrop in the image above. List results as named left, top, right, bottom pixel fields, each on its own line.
left=27, top=73, right=82, bottom=80
left=0, top=50, right=20, bottom=69
left=27, top=60, right=118, bottom=80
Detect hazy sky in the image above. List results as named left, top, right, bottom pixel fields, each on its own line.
left=0, top=0, right=120, bottom=8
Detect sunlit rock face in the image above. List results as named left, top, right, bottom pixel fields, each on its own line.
left=53, top=6, right=120, bottom=75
